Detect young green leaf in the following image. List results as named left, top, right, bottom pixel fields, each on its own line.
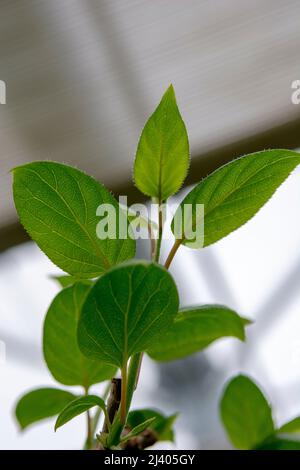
left=134, top=85, right=189, bottom=201
left=172, top=149, right=300, bottom=248
left=127, top=409, right=177, bottom=442
left=15, top=388, right=76, bottom=430
left=121, top=417, right=156, bottom=443
left=78, top=261, right=179, bottom=368
left=278, top=417, right=300, bottom=434
left=220, top=375, right=274, bottom=449
left=44, top=282, right=116, bottom=387
left=147, top=305, right=250, bottom=361
left=55, top=395, right=107, bottom=431
left=12, top=161, right=135, bottom=278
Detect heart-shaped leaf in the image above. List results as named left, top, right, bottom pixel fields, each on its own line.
left=220, top=375, right=274, bottom=449
left=134, top=85, right=189, bottom=201
left=127, top=409, right=177, bottom=442
left=43, top=282, right=116, bottom=387
left=172, top=149, right=300, bottom=248
left=147, top=305, right=250, bottom=361
left=12, top=161, right=135, bottom=277
left=55, top=395, right=107, bottom=431
left=78, top=261, right=179, bottom=368
left=15, top=388, right=76, bottom=430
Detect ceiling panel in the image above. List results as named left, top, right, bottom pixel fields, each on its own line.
left=1, top=0, right=300, bottom=244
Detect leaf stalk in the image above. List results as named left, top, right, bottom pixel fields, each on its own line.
left=164, top=238, right=181, bottom=269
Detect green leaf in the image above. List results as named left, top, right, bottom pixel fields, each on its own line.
left=12, top=161, right=135, bottom=278
left=220, top=375, right=274, bottom=449
left=241, top=317, right=253, bottom=326
left=50, top=274, right=85, bottom=288
left=121, top=417, right=156, bottom=443
left=147, top=305, right=249, bottom=361
left=78, top=261, right=179, bottom=368
left=278, top=417, right=300, bottom=434
left=255, top=437, right=300, bottom=450
left=15, top=388, right=76, bottom=430
left=55, top=395, right=107, bottom=431
left=134, top=85, right=189, bottom=201
left=43, top=282, right=116, bottom=387
left=172, top=149, right=300, bottom=248
left=127, top=409, right=177, bottom=442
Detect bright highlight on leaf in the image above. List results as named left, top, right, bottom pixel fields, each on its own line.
left=12, top=161, right=135, bottom=278
left=15, top=388, right=76, bottom=430
left=55, top=395, right=107, bottom=431
left=147, top=305, right=250, bottom=361
left=220, top=375, right=274, bottom=449
left=43, top=282, right=116, bottom=387
left=172, top=149, right=300, bottom=248
left=78, top=261, right=179, bottom=368
left=134, top=85, right=189, bottom=201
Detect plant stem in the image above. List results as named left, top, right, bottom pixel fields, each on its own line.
left=84, top=385, right=92, bottom=449
left=154, top=200, right=164, bottom=262
left=86, top=409, right=92, bottom=449
left=126, top=352, right=143, bottom=412
left=101, top=379, right=121, bottom=434
left=105, top=353, right=143, bottom=448
left=164, top=238, right=181, bottom=269
left=120, top=362, right=128, bottom=424
left=148, top=220, right=156, bottom=260
left=92, top=381, right=111, bottom=435
left=107, top=208, right=181, bottom=448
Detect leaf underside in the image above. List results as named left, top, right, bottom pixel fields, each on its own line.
left=78, top=261, right=179, bottom=368
left=13, top=161, right=135, bottom=278
left=147, top=305, right=248, bottom=361
left=55, top=395, right=106, bottom=431
left=15, top=388, right=76, bottom=430
left=43, top=282, right=116, bottom=387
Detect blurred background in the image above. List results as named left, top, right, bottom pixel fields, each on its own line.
left=1, top=0, right=300, bottom=449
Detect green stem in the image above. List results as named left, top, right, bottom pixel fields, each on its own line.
left=92, top=381, right=111, bottom=435
left=148, top=220, right=156, bottom=260
left=154, top=200, right=164, bottom=263
left=83, top=385, right=92, bottom=450
left=106, top=353, right=143, bottom=448
left=164, top=238, right=181, bottom=269
left=126, top=352, right=143, bottom=412
left=86, top=409, right=92, bottom=449
left=120, top=362, right=128, bottom=424
left=106, top=206, right=181, bottom=448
